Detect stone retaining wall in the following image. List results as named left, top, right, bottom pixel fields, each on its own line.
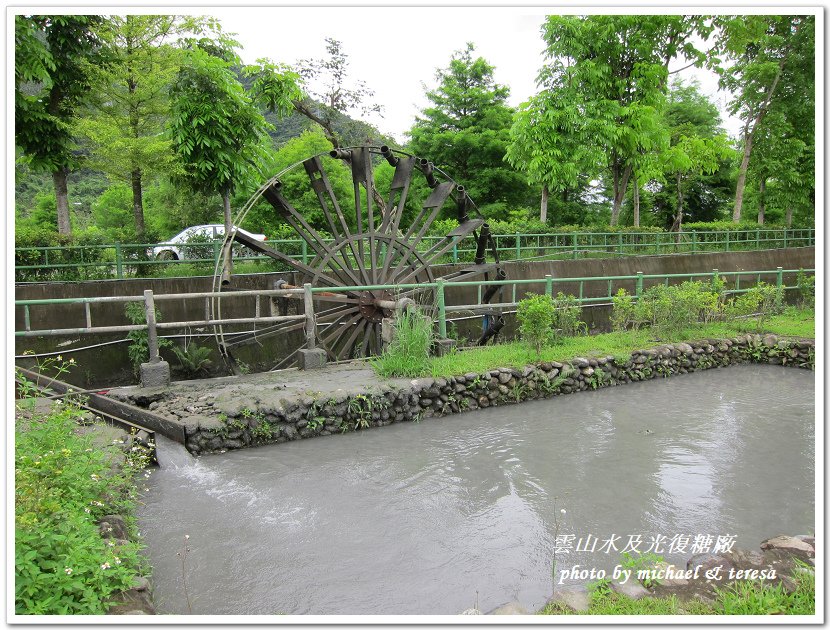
left=181, top=334, right=814, bottom=455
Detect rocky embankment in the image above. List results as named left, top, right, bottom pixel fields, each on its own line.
left=108, top=333, right=814, bottom=455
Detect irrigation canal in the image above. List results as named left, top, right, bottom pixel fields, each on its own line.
left=137, top=364, right=814, bottom=615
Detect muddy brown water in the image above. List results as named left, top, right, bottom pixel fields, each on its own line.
left=137, top=364, right=815, bottom=615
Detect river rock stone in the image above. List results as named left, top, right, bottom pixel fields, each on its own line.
left=611, top=579, right=650, bottom=600
left=99, top=515, right=129, bottom=540
left=760, top=535, right=815, bottom=557
left=546, top=585, right=590, bottom=612
left=488, top=601, right=528, bottom=615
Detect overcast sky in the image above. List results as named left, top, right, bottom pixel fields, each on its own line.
left=211, top=7, right=743, bottom=143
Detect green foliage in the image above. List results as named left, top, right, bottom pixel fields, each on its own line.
left=171, top=339, right=213, bottom=377
left=168, top=41, right=289, bottom=206
left=408, top=43, right=531, bottom=210
left=15, top=401, right=150, bottom=613
left=726, top=282, right=784, bottom=331
left=346, top=394, right=389, bottom=431
left=371, top=308, right=434, bottom=378
left=517, top=293, right=556, bottom=358
left=551, top=292, right=587, bottom=340
left=796, top=269, right=815, bottom=308
left=124, top=302, right=172, bottom=376
left=612, top=281, right=721, bottom=336
left=620, top=551, right=665, bottom=588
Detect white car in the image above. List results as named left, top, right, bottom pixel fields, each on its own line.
left=151, top=225, right=266, bottom=260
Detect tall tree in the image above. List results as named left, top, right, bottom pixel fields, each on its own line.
left=538, top=15, right=707, bottom=225
left=657, top=79, right=734, bottom=230
left=76, top=15, right=214, bottom=238
left=169, top=40, right=299, bottom=231
left=507, top=88, right=600, bottom=223
left=408, top=43, right=530, bottom=211
left=15, top=15, right=103, bottom=235
left=714, top=14, right=813, bottom=222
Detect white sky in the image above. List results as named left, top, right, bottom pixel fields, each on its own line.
left=211, top=7, right=744, bottom=143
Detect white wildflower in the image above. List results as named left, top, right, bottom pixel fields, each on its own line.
left=64, top=567, right=73, bottom=575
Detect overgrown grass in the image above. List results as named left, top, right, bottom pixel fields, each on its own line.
left=372, top=309, right=434, bottom=377
left=15, top=401, right=150, bottom=614
left=427, top=306, right=814, bottom=378
left=540, top=564, right=815, bottom=616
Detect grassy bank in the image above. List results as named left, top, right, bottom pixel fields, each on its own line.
left=540, top=563, right=815, bottom=616
left=427, top=306, right=814, bottom=378
left=15, top=399, right=150, bottom=614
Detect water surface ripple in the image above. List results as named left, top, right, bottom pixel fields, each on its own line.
left=138, top=365, right=814, bottom=615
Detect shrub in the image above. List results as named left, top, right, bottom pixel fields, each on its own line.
left=726, top=282, right=784, bottom=331
left=611, top=281, right=721, bottom=335
left=15, top=401, right=149, bottom=613
left=551, top=292, right=587, bottom=340
left=796, top=269, right=815, bottom=308
left=517, top=293, right=556, bottom=358
left=371, top=307, right=434, bottom=378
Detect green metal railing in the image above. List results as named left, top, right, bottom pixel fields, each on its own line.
left=16, top=268, right=812, bottom=345
left=14, top=228, right=815, bottom=283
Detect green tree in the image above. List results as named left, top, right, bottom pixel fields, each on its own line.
left=15, top=15, right=103, bottom=235
left=657, top=80, right=734, bottom=230
left=168, top=40, right=299, bottom=231
left=713, top=15, right=814, bottom=222
left=408, top=43, right=531, bottom=213
left=538, top=16, right=707, bottom=225
left=75, top=15, right=213, bottom=238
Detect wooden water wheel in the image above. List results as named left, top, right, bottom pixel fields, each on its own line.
left=212, top=145, right=506, bottom=373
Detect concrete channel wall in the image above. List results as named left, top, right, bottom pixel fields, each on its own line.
left=14, top=247, right=814, bottom=387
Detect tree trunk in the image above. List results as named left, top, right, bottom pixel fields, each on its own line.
left=757, top=177, right=766, bottom=225
left=540, top=184, right=548, bottom=223
left=733, top=56, right=787, bottom=222
left=610, top=163, right=632, bottom=226
left=671, top=172, right=683, bottom=234
left=53, top=168, right=71, bottom=235
left=785, top=204, right=793, bottom=227
left=733, top=133, right=754, bottom=223
left=131, top=168, right=146, bottom=238
left=222, top=190, right=232, bottom=234
left=632, top=174, right=640, bottom=228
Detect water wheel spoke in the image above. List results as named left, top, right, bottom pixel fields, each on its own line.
left=229, top=232, right=343, bottom=289
left=395, top=220, right=487, bottom=285
left=223, top=303, right=354, bottom=349
left=262, top=183, right=364, bottom=287
left=386, top=182, right=455, bottom=283
left=303, top=156, right=369, bottom=285
left=320, top=311, right=364, bottom=361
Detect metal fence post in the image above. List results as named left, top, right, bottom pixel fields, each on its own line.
left=618, top=232, right=623, bottom=255
left=436, top=279, right=447, bottom=339
left=545, top=273, right=553, bottom=297
left=711, top=268, right=719, bottom=291
left=692, top=231, right=698, bottom=253
left=115, top=243, right=123, bottom=279
left=756, top=229, right=760, bottom=250
left=776, top=266, right=783, bottom=289
left=725, top=231, right=730, bottom=252
left=573, top=233, right=578, bottom=260
left=783, top=229, right=788, bottom=248
left=635, top=272, right=643, bottom=297
left=515, top=232, right=521, bottom=260
left=303, top=283, right=316, bottom=350
left=143, top=290, right=160, bottom=363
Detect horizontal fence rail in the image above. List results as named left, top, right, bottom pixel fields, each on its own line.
left=14, top=228, right=815, bottom=282
left=15, top=269, right=813, bottom=353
